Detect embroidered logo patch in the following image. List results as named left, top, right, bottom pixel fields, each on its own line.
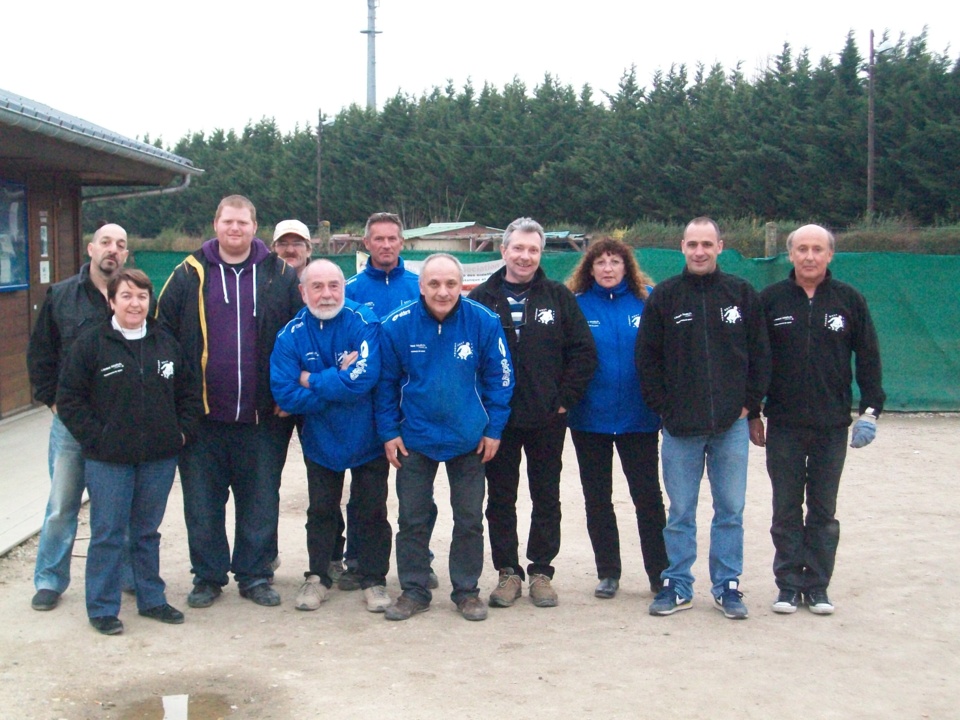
left=535, top=308, right=555, bottom=325
left=157, top=360, right=175, bottom=379
left=721, top=306, right=742, bottom=324
left=455, top=342, right=474, bottom=360
left=629, top=314, right=641, bottom=328
left=673, top=312, right=693, bottom=325
left=772, top=315, right=794, bottom=327
left=825, top=314, right=846, bottom=332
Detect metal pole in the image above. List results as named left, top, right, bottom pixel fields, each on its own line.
left=867, top=29, right=875, bottom=223
left=361, top=0, right=381, bottom=110
left=316, top=107, right=323, bottom=239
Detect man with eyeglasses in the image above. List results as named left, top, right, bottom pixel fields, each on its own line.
left=272, top=220, right=313, bottom=273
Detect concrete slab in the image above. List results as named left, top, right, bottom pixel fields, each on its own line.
left=0, top=408, right=54, bottom=556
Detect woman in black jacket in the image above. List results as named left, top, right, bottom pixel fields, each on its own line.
left=57, top=269, right=202, bottom=635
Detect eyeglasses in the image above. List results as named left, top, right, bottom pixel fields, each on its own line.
left=274, top=240, right=309, bottom=249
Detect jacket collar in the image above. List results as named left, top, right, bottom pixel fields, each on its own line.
left=363, top=256, right=408, bottom=282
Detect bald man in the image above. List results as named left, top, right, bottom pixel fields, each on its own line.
left=750, top=224, right=884, bottom=616
left=28, top=223, right=131, bottom=611
left=270, top=260, right=392, bottom=614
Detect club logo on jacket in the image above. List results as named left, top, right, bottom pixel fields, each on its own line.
left=629, top=314, right=641, bottom=328
left=455, top=342, right=474, bottom=360
left=721, top=305, right=742, bottom=324
left=348, top=340, right=370, bottom=380
left=673, top=312, right=693, bottom=325
left=772, top=315, right=794, bottom=327
left=825, top=314, right=846, bottom=332
left=535, top=308, right=555, bottom=325
left=157, top=360, right=175, bottom=379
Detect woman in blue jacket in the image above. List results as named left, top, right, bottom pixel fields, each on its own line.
left=566, top=238, right=668, bottom=600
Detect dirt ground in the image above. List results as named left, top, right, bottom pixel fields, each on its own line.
left=0, top=413, right=957, bottom=719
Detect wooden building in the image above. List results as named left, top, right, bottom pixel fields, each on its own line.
left=0, top=88, right=200, bottom=417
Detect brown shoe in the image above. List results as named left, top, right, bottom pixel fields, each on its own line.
left=488, top=569, right=522, bottom=608
left=457, top=595, right=488, bottom=621
left=529, top=574, right=558, bottom=607
left=384, top=594, right=430, bottom=621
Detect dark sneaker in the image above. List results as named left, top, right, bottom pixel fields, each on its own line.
left=384, top=594, right=430, bottom=621
left=648, top=578, right=692, bottom=616
left=772, top=589, right=801, bottom=614
left=338, top=568, right=361, bottom=592
left=90, top=616, right=124, bottom=635
left=594, top=578, right=619, bottom=599
left=528, top=574, right=558, bottom=607
left=488, top=568, right=522, bottom=608
left=31, top=589, right=60, bottom=611
left=805, top=589, right=835, bottom=615
left=240, top=583, right=281, bottom=607
left=187, top=582, right=222, bottom=609
left=267, top=555, right=281, bottom=585
left=457, top=596, right=488, bottom=621
left=714, top=580, right=748, bottom=619
left=327, top=560, right=345, bottom=584
left=138, top=603, right=185, bottom=624
left=427, top=568, right=440, bottom=590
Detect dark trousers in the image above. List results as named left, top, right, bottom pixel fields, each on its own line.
left=766, top=423, right=847, bottom=593
left=571, top=429, right=668, bottom=584
left=305, top=455, right=390, bottom=589
left=395, top=449, right=485, bottom=605
left=179, top=415, right=290, bottom=591
left=485, top=414, right=566, bottom=581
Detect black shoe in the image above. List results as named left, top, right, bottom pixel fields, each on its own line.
left=187, top=582, right=222, bottom=609
left=337, top=568, right=361, bottom=592
left=31, top=589, right=61, bottom=611
left=805, top=589, right=835, bottom=615
left=239, top=583, right=281, bottom=607
left=90, top=616, right=124, bottom=635
left=384, top=594, right=430, bottom=621
left=772, top=589, right=801, bottom=614
left=427, top=568, right=440, bottom=590
left=594, top=578, right=619, bottom=599
left=139, top=603, right=185, bottom=624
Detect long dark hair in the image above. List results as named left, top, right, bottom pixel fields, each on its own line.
left=566, top=237, right=654, bottom=299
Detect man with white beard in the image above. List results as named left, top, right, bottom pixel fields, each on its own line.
left=270, top=260, right=392, bottom=613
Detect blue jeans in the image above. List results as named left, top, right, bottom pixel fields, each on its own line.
left=179, top=416, right=288, bottom=591
left=34, top=414, right=86, bottom=594
left=84, top=457, right=177, bottom=618
left=660, top=418, right=749, bottom=599
left=395, top=449, right=485, bottom=605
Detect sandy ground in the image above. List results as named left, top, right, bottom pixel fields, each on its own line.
left=0, top=414, right=957, bottom=720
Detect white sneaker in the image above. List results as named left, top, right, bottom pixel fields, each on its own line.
left=295, top=575, right=327, bottom=611
left=364, top=585, right=392, bottom=613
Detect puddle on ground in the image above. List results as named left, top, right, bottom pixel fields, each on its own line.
left=117, top=692, right=233, bottom=719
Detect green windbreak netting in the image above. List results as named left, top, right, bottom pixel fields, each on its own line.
left=132, top=248, right=960, bottom=411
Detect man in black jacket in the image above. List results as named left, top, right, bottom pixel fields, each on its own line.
left=156, top=195, right=302, bottom=609
left=638, top=217, right=770, bottom=620
left=27, top=223, right=129, bottom=612
left=468, top=217, right=596, bottom=608
left=749, top=224, right=884, bottom=616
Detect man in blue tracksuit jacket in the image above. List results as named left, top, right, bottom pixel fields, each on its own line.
left=271, top=260, right=393, bottom=614
left=375, top=253, right=514, bottom=622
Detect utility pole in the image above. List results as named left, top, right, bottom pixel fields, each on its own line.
left=867, top=29, right=876, bottom=223
left=361, top=0, right=381, bottom=110
left=316, top=107, right=323, bottom=237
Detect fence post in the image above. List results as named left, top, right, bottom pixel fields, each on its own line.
left=765, top=222, right=778, bottom=257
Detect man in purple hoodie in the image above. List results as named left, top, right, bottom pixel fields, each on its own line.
left=157, top=195, right=302, bottom=609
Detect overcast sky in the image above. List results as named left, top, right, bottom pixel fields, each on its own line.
left=4, top=1, right=957, bottom=145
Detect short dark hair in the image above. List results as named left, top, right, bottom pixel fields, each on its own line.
left=107, top=268, right=153, bottom=301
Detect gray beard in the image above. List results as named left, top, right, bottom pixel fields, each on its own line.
left=308, top=300, right=344, bottom=321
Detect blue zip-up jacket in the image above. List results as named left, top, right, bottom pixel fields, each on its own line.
left=568, top=280, right=660, bottom=434
left=270, top=301, right=382, bottom=471
left=376, top=297, right=514, bottom=462
left=345, top=257, right=420, bottom=318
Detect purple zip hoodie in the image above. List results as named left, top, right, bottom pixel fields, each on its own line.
left=202, top=237, right=271, bottom=423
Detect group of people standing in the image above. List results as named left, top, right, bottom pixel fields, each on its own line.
left=26, top=197, right=883, bottom=634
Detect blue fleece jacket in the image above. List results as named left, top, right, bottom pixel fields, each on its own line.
left=376, top=297, right=514, bottom=461
left=270, top=301, right=382, bottom=471
left=568, top=280, right=661, bottom=434
left=345, top=257, right=420, bottom=318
